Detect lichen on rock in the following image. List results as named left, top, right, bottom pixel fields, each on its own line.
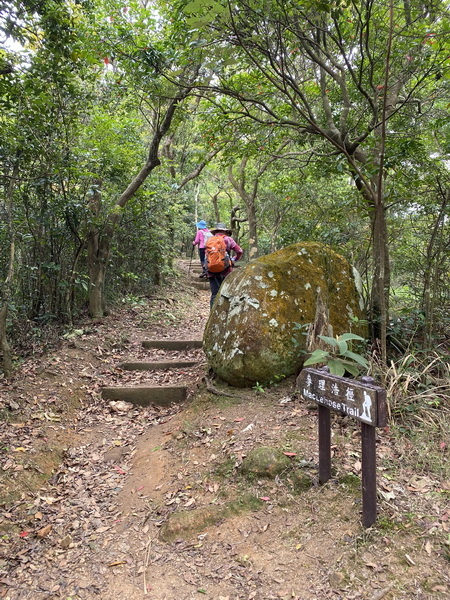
left=203, top=242, right=367, bottom=387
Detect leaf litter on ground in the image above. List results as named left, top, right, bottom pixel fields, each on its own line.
left=1, top=261, right=450, bottom=599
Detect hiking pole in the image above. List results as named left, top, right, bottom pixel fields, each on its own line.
left=189, top=244, right=194, bottom=273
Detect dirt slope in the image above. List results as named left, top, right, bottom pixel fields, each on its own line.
left=0, top=262, right=449, bottom=600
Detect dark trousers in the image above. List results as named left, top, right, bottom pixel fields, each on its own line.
left=198, top=247, right=206, bottom=264
left=209, top=273, right=227, bottom=307
left=198, top=248, right=207, bottom=273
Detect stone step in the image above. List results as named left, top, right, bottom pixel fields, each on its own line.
left=102, top=385, right=187, bottom=407
left=191, top=281, right=210, bottom=290
left=119, top=360, right=199, bottom=371
left=142, top=339, right=203, bottom=350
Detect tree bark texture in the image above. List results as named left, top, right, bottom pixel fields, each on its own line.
left=0, top=160, right=18, bottom=376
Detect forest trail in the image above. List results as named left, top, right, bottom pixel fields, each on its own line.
left=1, top=261, right=449, bottom=600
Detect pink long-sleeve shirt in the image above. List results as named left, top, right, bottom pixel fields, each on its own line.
left=193, top=229, right=211, bottom=249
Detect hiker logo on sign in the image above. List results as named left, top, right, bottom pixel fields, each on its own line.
left=361, top=391, right=373, bottom=422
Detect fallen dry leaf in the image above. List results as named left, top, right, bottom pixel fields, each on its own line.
left=37, top=524, right=52, bottom=538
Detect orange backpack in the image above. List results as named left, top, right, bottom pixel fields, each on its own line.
left=205, top=235, right=232, bottom=273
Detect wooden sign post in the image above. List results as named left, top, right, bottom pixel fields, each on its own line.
left=296, top=367, right=387, bottom=527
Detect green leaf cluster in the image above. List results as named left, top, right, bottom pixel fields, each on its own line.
left=303, top=333, right=369, bottom=377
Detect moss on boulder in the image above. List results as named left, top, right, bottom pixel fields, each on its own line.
left=203, top=242, right=366, bottom=387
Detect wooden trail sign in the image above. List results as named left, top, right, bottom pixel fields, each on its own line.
left=296, top=367, right=387, bottom=527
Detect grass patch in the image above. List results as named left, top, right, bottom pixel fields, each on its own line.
left=289, top=470, right=314, bottom=493
left=376, top=515, right=401, bottom=532
left=214, top=458, right=236, bottom=480
left=226, top=493, right=263, bottom=515
left=339, top=473, right=361, bottom=492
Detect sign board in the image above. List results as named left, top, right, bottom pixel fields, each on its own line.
left=296, top=367, right=387, bottom=527
left=297, top=368, right=387, bottom=427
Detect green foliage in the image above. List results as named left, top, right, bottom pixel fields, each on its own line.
left=303, top=333, right=369, bottom=377
left=1, top=0, right=450, bottom=365
left=252, top=382, right=266, bottom=394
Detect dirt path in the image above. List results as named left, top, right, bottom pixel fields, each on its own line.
left=1, top=262, right=450, bottom=600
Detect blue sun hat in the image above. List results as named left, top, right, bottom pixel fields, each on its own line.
left=196, top=220, right=208, bottom=229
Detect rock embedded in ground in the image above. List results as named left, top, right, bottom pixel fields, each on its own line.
left=203, top=242, right=366, bottom=387
left=159, top=505, right=225, bottom=542
left=240, top=446, right=292, bottom=479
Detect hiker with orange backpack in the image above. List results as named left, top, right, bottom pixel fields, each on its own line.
left=205, top=223, right=243, bottom=307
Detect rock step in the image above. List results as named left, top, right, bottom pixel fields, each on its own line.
left=102, top=385, right=187, bottom=406
left=119, top=360, right=199, bottom=371
left=142, top=339, right=203, bottom=350
left=191, top=281, right=209, bottom=290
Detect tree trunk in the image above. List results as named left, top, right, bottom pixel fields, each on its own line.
left=369, top=200, right=390, bottom=356
left=227, top=147, right=288, bottom=259
left=212, top=192, right=221, bottom=223
left=64, top=240, right=86, bottom=325
left=246, top=197, right=258, bottom=259
left=86, top=181, right=112, bottom=318
left=0, top=301, right=13, bottom=377
left=350, top=168, right=390, bottom=357
left=87, top=233, right=110, bottom=318
left=421, top=187, right=448, bottom=344
left=0, top=160, right=18, bottom=376
left=84, top=88, right=192, bottom=316
left=230, top=205, right=247, bottom=245
left=228, top=161, right=258, bottom=258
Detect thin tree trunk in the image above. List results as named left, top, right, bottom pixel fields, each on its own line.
left=64, top=240, right=86, bottom=325
left=227, top=145, right=288, bottom=260
left=0, top=160, right=18, bottom=376
left=371, top=0, right=394, bottom=364
left=422, top=187, right=448, bottom=344
left=212, top=191, right=221, bottom=223
left=247, top=197, right=258, bottom=259
left=85, top=88, right=192, bottom=316
left=0, top=302, right=13, bottom=377
left=228, top=161, right=258, bottom=258
left=369, top=201, right=390, bottom=356
left=86, top=180, right=111, bottom=318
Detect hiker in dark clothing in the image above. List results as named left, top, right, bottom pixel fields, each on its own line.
left=205, top=223, right=243, bottom=307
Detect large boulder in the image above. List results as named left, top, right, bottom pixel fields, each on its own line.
left=203, top=242, right=366, bottom=387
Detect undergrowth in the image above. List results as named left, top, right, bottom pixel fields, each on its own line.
left=380, top=350, right=450, bottom=479
left=383, top=351, right=449, bottom=420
